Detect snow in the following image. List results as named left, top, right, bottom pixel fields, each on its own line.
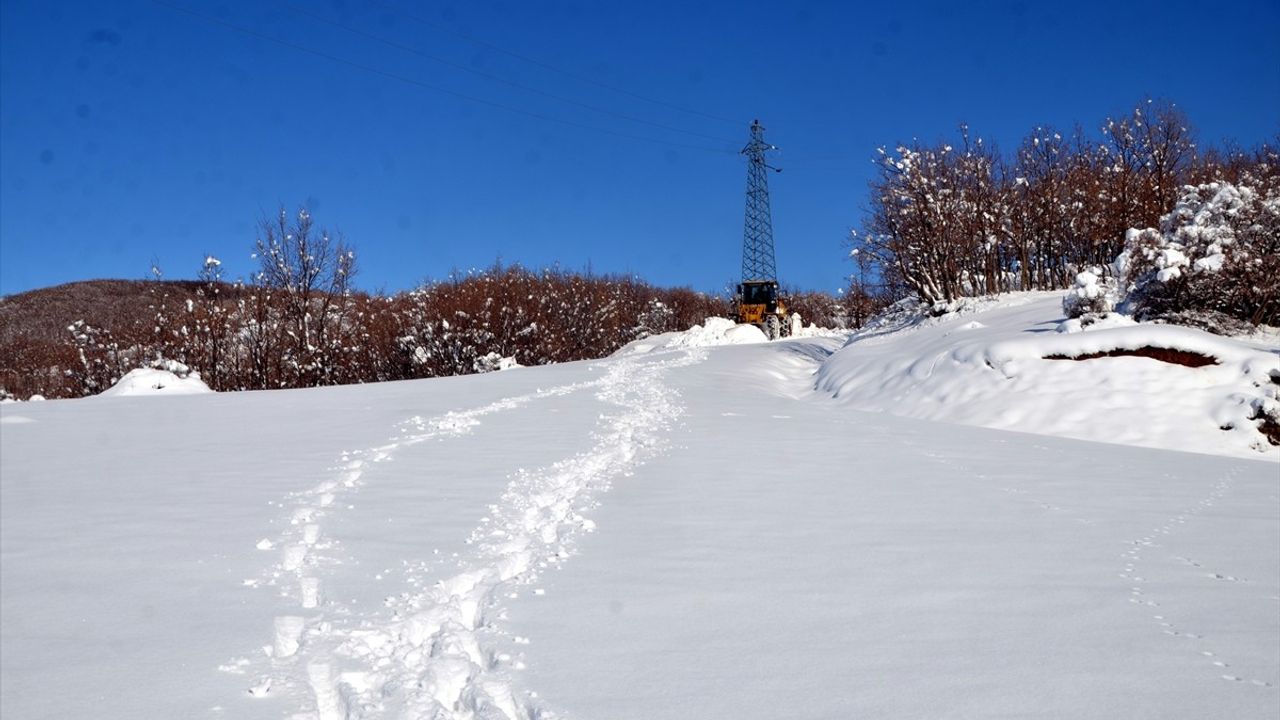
left=1195, top=252, right=1226, bottom=274
left=1, top=295, right=1277, bottom=720
left=617, top=316, right=766, bottom=354
left=621, top=316, right=840, bottom=357
left=474, top=352, right=522, bottom=373
left=1156, top=249, right=1188, bottom=282
left=816, top=292, right=1280, bottom=459
left=97, top=367, right=213, bottom=397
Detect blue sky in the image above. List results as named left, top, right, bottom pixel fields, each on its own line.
left=2, top=0, right=1277, bottom=296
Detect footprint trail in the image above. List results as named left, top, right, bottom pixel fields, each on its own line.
left=228, top=349, right=704, bottom=719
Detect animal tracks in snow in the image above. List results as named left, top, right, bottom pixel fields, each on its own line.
left=1173, top=555, right=1252, bottom=585
left=991, top=460, right=1274, bottom=691
left=1118, top=470, right=1276, bottom=690
left=225, top=349, right=704, bottom=719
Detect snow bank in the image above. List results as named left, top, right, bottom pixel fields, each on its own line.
left=617, top=317, right=767, bottom=355
left=473, top=352, right=521, bottom=373
left=619, top=316, right=847, bottom=356
left=98, top=368, right=213, bottom=397
left=0, top=393, right=44, bottom=404
left=723, top=323, right=768, bottom=344
left=816, top=292, right=1280, bottom=459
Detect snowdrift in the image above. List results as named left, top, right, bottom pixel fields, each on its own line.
left=617, top=317, right=767, bottom=355
left=619, top=316, right=843, bottom=356
left=98, top=367, right=213, bottom=397
left=816, top=293, right=1280, bottom=459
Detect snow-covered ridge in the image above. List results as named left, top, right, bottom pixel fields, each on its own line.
left=816, top=292, right=1279, bottom=459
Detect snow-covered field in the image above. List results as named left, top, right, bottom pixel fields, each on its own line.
left=2, top=293, right=1277, bottom=719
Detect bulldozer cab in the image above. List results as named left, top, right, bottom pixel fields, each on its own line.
left=738, top=280, right=778, bottom=308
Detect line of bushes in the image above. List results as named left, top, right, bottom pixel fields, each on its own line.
left=853, top=98, right=1278, bottom=328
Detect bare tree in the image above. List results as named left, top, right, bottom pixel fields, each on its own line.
left=254, top=207, right=357, bottom=386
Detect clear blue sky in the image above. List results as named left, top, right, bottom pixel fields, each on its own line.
left=2, top=0, right=1277, bottom=296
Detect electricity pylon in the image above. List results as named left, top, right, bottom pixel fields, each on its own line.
left=740, top=119, right=780, bottom=282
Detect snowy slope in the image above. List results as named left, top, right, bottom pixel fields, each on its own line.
left=2, top=308, right=1277, bottom=719
left=522, top=340, right=1279, bottom=720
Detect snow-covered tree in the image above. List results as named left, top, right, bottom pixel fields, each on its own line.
left=850, top=99, right=1221, bottom=310
left=1100, top=99, right=1197, bottom=234
left=1121, top=180, right=1280, bottom=328
left=858, top=127, right=1007, bottom=304
left=1062, top=267, right=1117, bottom=318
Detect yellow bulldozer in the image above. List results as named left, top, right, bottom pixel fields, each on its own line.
left=737, top=279, right=789, bottom=340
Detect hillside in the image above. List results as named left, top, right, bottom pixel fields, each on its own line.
left=0, top=280, right=217, bottom=399
left=0, top=279, right=214, bottom=345
left=2, top=294, right=1276, bottom=720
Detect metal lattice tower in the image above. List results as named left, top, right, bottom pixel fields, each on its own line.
left=741, top=119, right=779, bottom=282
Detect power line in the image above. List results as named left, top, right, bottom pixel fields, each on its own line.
left=278, top=1, right=736, bottom=145
left=148, top=0, right=739, bottom=155
left=367, top=0, right=743, bottom=127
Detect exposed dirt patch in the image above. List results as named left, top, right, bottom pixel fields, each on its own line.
left=1044, top=346, right=1219, bottom=368
left=1252, top=409, right=1280, bottom=446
